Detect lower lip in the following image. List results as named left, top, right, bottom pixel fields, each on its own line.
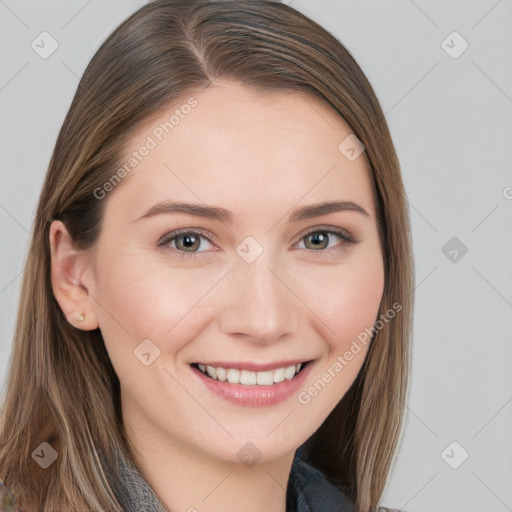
left=191, top=362, right=315, bottom=407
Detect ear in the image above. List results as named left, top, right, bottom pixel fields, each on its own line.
left=49, top=220, right=99, bottom=331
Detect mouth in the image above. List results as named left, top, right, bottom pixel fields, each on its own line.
left=190, top=360, right=312, bottom=386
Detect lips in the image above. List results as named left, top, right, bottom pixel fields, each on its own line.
left=192, top=361, right=308, bottom=386
left=190, top=359, right=315, bottom=406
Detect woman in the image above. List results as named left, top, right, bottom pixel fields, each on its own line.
left=0, top=1, right=413, bottom=511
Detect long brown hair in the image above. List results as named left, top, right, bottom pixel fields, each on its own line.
left=0, top=1, right=413, bottom=510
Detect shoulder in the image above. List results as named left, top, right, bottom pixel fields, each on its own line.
left=289, top=455, right=405, bottom=512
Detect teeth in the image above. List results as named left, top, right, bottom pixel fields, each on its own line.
left=273, top=367, right=285, bottom=383
left=215, top=367, right=227, bottom=381
left=205, top=365, right=217, bottom=379
left=227, top=368, right=240, bottom=383
left=196, top=363, right=304, bottom=386
left=256, top=371, right=274, bottom=385
left=284, top=365, right=296, bottom=380
left=240, top=370, right=257, bottom=385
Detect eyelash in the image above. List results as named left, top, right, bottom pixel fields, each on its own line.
left=157, top=226, right=357, bottom=259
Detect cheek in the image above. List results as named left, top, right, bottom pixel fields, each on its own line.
left=292, top=251, right=384, bottom=423
left=299, top=248, right=385, bottom=351
left=328, top=265, right=383, bottom=342
left=90, top=250, right=217, bottom=370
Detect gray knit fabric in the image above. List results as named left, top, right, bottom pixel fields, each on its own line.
left=114, top=449, right=168, bottom=512
left=114, top=446, right=355, bottom=512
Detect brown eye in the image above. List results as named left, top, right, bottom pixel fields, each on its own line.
left=304, top=231, right=330, bottom=250
left=297, top=228, right=355, bottom=251
left=175, top=232, right=201, bottom=252
left=157, top=229, right=215, bottom=256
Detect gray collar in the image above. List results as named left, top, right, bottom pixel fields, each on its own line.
left=113, top=447, right=354, bottom=512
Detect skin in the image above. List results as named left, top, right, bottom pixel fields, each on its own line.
left=50, top=80, right=384, bottom=512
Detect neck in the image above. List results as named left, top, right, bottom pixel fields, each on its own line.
left=123, top=411, right=296, bottom=512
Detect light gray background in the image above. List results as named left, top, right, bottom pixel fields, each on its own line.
left=1, top=1, right=511, bottom=511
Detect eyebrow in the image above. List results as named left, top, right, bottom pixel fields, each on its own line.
left=133, top=199, right=370, bottom=224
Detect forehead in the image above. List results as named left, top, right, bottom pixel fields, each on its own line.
left=106, top=81, right=375, bottom=220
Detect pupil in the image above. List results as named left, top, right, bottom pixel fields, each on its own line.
left=309, top=232, right=327, bottom=248
left=181, top=234, right=198, bottom=250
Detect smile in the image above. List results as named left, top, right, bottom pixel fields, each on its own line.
left=190, top=359, right=316, bottom=406
left=192, top=362, right=309, bottom=386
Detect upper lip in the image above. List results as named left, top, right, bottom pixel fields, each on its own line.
left=192, top=359, right=312, bottom=372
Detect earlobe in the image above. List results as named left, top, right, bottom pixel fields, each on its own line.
left=49, top=220, right=98, bottom=331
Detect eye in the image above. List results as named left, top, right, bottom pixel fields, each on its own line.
left=157, top=225, right=357, bottom=259
left=294, top=226, right=356, bottom=251
left=157, top=229, right=215, bottom=257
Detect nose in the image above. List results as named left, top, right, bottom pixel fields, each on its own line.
left=218, top=256, right=299, bottom=344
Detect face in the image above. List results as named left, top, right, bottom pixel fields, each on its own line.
left=75, top=81, right=384, bottom=463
